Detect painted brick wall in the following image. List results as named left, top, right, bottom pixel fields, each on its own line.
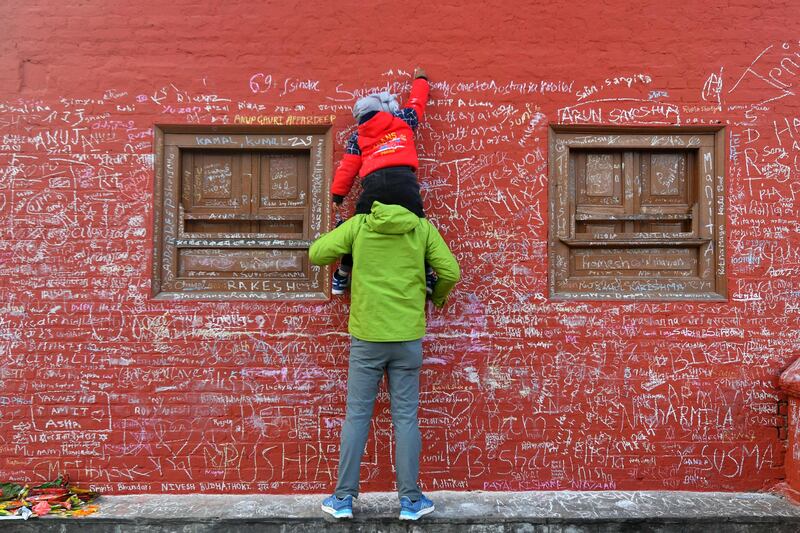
left=1, top=1, right=798, bottom=494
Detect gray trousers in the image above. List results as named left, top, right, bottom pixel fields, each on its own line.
left=334, top=336, right=423, bottom=501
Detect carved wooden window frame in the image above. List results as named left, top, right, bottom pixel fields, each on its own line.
left=152, top=124, right=332, bottom=300
left=548, top=125, right=727, bottom=301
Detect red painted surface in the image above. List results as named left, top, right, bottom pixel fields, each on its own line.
left=780, top=360, right=800, bottom=492
left=0, top=1, right=798, bottom=494
left=787, top=400, right=800, bottom=491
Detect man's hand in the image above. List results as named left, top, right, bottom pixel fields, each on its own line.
left=414, top=67, right=427, bottom=80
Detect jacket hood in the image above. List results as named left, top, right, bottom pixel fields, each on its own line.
left=358, top=111, right=395, bottom=139
left=365, top=202, right=420, bottom=235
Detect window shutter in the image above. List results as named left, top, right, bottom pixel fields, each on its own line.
left=549, top=127, right=726, bottom=300
left=153, top=127, right=331, bottom=300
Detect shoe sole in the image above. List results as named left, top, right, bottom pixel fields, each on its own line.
left=331, top=288, right=346, bottom=295
left=321, top=505, right=352, bottom=519
left=399, top=505, right=435, bottom=520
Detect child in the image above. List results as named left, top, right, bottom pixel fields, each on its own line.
left=330, top=67, right=436, bottom=295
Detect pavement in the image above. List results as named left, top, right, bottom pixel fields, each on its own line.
left=4, top=490, right=800, bottom=532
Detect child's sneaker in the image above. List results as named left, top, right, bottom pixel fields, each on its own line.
left=332, top=270, right=350, bottom=295
left=399, top=494, right=434, bottom=520
left=321, top=494, right=353, bottom=519
left=425, top=269, right=437, bottom=296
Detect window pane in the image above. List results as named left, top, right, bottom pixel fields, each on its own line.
left=182, top=151, right=248, bottom=213
left=638, top=151, right=692, bottom=233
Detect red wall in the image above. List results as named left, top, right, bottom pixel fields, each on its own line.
left=1, top=1, right=798, bottom=494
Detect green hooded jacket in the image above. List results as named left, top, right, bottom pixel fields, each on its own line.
left=309, top=202, right=460, bottom=342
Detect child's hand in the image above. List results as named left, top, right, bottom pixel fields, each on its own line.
left=414, top=67, right=427, bottom=80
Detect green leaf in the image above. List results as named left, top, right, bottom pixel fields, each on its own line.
left=33, top=476, right=64, bottom=489
left=0, top=483, right=23, bottom=501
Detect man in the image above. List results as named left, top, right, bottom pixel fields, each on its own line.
left=309, top=201, right=460, bottom=521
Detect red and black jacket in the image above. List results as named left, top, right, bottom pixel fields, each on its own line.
left=331, top=77, right=430, bottom=203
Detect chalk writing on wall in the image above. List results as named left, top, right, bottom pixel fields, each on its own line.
left=0, top=37, right=798, bottom=494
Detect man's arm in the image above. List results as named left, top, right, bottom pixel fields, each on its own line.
left=309, top=217, right=358, bottom=266
left=424, top=223, right=460, bottom=308
left=330, top=132, right=362, bottom=204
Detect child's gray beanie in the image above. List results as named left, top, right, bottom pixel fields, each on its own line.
left=352, top=92, right=399, bottom=120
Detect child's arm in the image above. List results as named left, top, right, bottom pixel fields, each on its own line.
left=395, top=69, right=430, bottom=130
left=330, top=132, right=362, bottom=204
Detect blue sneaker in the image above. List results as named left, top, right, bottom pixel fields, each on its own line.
left=399, top=495, right=434, bottom=520
left=332, top=270, right=350, bottom=295
left=321, top=494, right=353, bottom=519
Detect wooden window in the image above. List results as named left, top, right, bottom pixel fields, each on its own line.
left=152, top=125, right=331, bottom=300
left=548, top=126, right=726, bottom=300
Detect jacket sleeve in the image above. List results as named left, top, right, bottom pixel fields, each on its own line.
left=309, top=217, right=357, bottom=266
left=330, top=132, right=362, bottom=202
left=424, top=222, right=460, bottom=308
left=400, top=77, right=430, bottom=126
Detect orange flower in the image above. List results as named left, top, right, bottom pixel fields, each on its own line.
left=71, top=505, right=98, bottom=517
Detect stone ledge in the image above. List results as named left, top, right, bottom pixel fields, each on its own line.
left=3, top=490, right=800, bottom=532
